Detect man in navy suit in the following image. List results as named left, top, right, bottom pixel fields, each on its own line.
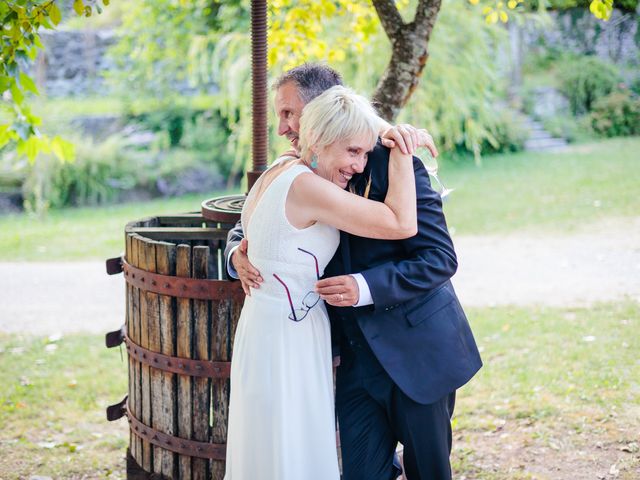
left=225, top=63, right=482, bottom=480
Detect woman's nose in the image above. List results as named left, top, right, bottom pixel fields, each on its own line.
left=352, top=157, right=366, bottom=173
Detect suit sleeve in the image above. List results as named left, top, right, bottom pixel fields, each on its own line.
left=359, top=158, right=458, bottom=310
left=224, top=219, right=245, bottom=280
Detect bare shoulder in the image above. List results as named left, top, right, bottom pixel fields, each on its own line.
left=290, top=170, right=343, bottom=206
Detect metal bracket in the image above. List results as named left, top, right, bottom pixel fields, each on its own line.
left=106, top=256, right=124, bottom=275
left=105, top=325, right=125, bottom=348
left=106, top=395, right=128, bottom=422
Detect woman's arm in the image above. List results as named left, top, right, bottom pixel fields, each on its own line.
left=289, top=146, right=417, bottom=240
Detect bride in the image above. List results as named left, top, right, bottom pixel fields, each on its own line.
left=224, top=86, right=417, bottom=480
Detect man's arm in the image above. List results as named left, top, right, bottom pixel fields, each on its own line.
left=360, top=158, right=457, bottom=309
left=319, top=158, right=456, bottom=309
left=224, top=219, right=245, bottom=278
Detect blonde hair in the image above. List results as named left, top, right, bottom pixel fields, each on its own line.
left=298, top=86, right=382, bottom=160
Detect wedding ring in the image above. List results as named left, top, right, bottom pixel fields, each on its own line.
left=339, top=294, right=344, bottom=302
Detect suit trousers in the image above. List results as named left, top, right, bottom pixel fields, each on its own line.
left=336, top=338, right=455, bottom=480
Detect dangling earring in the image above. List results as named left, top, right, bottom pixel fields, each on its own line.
left=310, top=154, right=318, bottom=169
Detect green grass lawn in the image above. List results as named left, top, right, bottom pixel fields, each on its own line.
left=441, top=137, right=640, bottom=235
left=1, top=301, right=637, bottom=478
left=1, top=136, right=639, bottom=261
left=0, top=192, right=238, bottom=262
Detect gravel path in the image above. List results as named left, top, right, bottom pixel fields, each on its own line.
left=1, top=218, right=639, bottom=335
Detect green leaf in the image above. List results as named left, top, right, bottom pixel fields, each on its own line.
left=49, top=3, right=62, bottom=25
left=73, top=0, right=85, bottom=16
left=10, top=82, right=23, bottom=104
left=51, top=136, right=76, bottom=162
left=19, top=72, right=38, bottom=94
left=0, top=124, right=16, bottom=149
left=17, top=135, right=40, bottom=163
left=33, top=34, right=44, bottom=49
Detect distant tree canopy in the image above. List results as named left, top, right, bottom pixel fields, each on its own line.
left=1, top=0, right=617, bottom=164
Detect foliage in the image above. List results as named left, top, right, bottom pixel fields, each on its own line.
left=528, top=0, right=636, bottom=13
left=540, top=114, right=586, bottom=142
left=0, top=0, right=109, bottom=163
left=589, top=90, right=640, bottom=137
left=187, top=0, right=515, bottom=169
left=16, top=127, right=234, bottom=213
left=470, top=0, right=620, bottom=22
left=108, top=0, right=235, bottom=100
left=557, top=56, right=621, bottom=115
left=479, top=109, right=530, bottom=153
left=394, top=1, right=511, bottom=161
left=4, top=137, right=639, bottom=261
left=18, top=134, right=142, bottom=213
left=129, top=106, right=236, bottom=180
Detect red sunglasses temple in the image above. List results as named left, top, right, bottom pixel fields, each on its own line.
left=273, top=273, right=298, bottom=321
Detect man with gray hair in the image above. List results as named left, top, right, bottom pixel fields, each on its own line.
left=226, top=63, right=481, bottom=480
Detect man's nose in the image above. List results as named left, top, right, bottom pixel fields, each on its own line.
left=277, top=119, right=289, bottom=136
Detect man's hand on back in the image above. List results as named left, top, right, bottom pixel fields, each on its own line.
left=232, top=238, right=263, bottom=296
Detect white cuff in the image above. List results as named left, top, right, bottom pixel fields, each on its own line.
left=227, top=245, right=240, bottom=279
left=351, top=273, right=373, bottom=307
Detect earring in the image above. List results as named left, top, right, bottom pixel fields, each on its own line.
left=310, top=154, right=318, bottom=169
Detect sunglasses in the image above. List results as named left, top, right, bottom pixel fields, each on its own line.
left=273, top=248, right=320, bottom=322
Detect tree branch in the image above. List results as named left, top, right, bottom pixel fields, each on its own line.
left=371, top=0, right=443, bottom=121
left=371, top=0, right=405, bottom=39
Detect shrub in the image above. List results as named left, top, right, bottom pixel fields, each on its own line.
left=480, top=109, right=530, bottom=154
left=589, top=90, right=640, bottom=137
left=541, top=115, right=584, bottom=143
left=154, top=148, right=225, bottom=197
left=21, top=135, right=144, bottom=212
left=558, top=56, right=621, bottom=116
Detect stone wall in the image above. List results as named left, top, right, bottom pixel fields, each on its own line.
left=521, top=8, right=640, bottom=66
left=34, top=29, right=117, bottom=97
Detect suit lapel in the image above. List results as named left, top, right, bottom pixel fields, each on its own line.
left=340, top=230, right=352, bottom=275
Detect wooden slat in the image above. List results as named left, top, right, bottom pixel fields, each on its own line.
left=157, top=214, right=206, bottom=227
left=139, top=237, right=153, bottom=471
left=130, top=235, right=143, bottom=467
left=192, top=246, right=211, bottom=480
left=125, top=233, right=135, bottom=464
left=210, top=298, right=230, bottom=479
left=176, top=244, right=193, bottom=480
left=156, top=241, right=177, bottom=478
left=128, top=227, right=228, bottom=241
left=145, top=239, right=162, bottom=475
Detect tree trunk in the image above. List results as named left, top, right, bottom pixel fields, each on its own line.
left=371, top=0, right=442, bottom=122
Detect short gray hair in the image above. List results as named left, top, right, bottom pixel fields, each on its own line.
left=298, top=85, right=383, bottom=159
left=273, top=63, right=344, bottom=104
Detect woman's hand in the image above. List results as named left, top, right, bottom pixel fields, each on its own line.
left=381, top=124, right=439, bottom=158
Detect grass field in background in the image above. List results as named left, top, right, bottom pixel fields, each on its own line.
left=0, top=192, right=236, bottom=262
left=441, top=137, right=639, bottom=235
left=1, top=136, right=639, bottom=261
left=1, top=301, right=638, bottom=478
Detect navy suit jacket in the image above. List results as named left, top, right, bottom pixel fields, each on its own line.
left=325, top=143, right=482, bottom=405
left=225, top=143, right=482, bottom=405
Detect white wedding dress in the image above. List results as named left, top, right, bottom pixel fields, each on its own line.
left=224, top=163, right=341, bottom=480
